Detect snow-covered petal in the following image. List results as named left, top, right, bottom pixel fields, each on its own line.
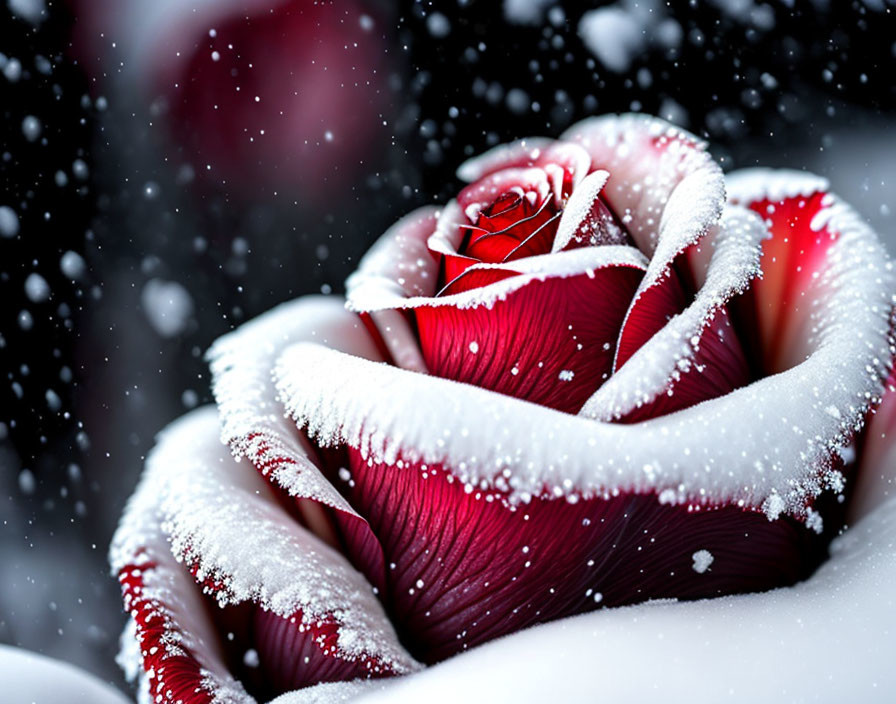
left=561, top=115, right=727, bottom=371
left=457, top=140, right=592, bottom=203
left=345, top=207, right=441, bottom=371
left=727, top=169, right=848, bottom=374
left=276, top=347, right=825, bottom=661
left=110, top=416, right=255, bottom=704
left=113, top=407, right=419, bottom=699
left=207, top=296, right=387, bottom=583
left=580, top=205, right=764, bottom=421
left=561, top=113, right=724, bottom=257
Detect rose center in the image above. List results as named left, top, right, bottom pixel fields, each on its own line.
left=458, top=188, right=561, bottom=264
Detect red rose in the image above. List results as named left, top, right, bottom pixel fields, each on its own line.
left=111, top=114, right=896, bottom=702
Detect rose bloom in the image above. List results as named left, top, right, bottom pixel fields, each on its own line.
left=111, top=115, right=896, bottom=702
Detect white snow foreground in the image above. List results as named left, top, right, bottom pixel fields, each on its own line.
left=0, top=644, right=130, bottom=703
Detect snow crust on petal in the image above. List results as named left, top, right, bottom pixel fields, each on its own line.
left=580, top=205, right=764, bottom=420
left=110, top=413, right=254, bottom=704
left=550, top=169, right=611, bottom=251
left=348, top=246, right=646, bottom=313
left=456, top=139, right=591, bottom=200
left=353, top=493, right=896, bottom=704
left=125, top=407, right=419, bottom=678
left=346, top=206, right=442, bottom=310
left=561, top=113, right=724, bottom=257
left=207, top=296, right=384, bottom=549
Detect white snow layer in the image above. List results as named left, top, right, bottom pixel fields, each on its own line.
left=207, top=296, right=384, bottom=516
left=0, top=644, right=130, bottom=703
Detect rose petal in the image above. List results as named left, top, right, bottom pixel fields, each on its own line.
left=207, top=296, right=389, bottom=585
left=346, top=207, right=441, bottom=371
left=457, top=168, right=551, bottom=225
left=457, top=140, right=592, bottom=203
left=580, top=205, right=764, bottom=422
left=275, top=348, right=829, bottom=663
left=113, top=407, right=420, bottom=698
left=561, top=114, right=724, bottom=258
left=412, top=247, right=647, bottom=413
left=561, top=116, right=727, bottom=370
left=727, top=169, right=843, bottom=374
left=354, top=492, right=896, bottom=703
left=110, top=417, right=255, bottom=703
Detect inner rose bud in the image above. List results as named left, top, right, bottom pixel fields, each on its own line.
left=434, top=146, right=630, bottom=294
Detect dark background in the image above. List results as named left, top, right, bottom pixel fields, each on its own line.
left=1, top=0, right=894, bottom=693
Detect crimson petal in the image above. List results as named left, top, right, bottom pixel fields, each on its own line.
left=727, top=170, right=843, bottom=374
left=580, top=206, right=764, bottom=422
left=415, top=248, right=646, bottom=413
left=275, top=347, right=845, bottom=665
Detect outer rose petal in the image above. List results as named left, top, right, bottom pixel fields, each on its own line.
left=727, top=169, right=845, bottom=374
left=346, top=207, right=441, bottom=372
left=112, top=407, right=419, bottom=702
left=561, top=115, right=728, bottom=370
left=207, top=296, right=388, bottom=588
left=457, top=141, right=592, bottom=202
left=580, top=205, right=764, bottom=422
left=276, top=347, right=833, bottom=663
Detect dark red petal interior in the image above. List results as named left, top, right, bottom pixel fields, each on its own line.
left=252, top=608, right=397, bottom=694
left=416, top=265, right=645, bottom=413
left=614, top=265, right=690, bottom=371
left=344, top=451, right=826, bottom=664
left=619, top=305, right=751, bottom=422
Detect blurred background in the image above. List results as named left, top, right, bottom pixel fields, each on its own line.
left=1, top=0, right=894, bottom=695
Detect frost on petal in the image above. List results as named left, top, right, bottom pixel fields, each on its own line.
left=207, top=296, right=387, bottom=586
left=457, top=140, right=591, bottom=201
left=415, top=247, right=646, bottom=413
left=561, top=113, right=724, bottom=258
left=110, top=421, right=254, bottom=704
left=560, top=115, right=727, bottom=370
left=113, top=407, right=419, bottom=700
left=275, top=349, right=824, bottom=663
left=581, top=205, right=764, bottom=421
